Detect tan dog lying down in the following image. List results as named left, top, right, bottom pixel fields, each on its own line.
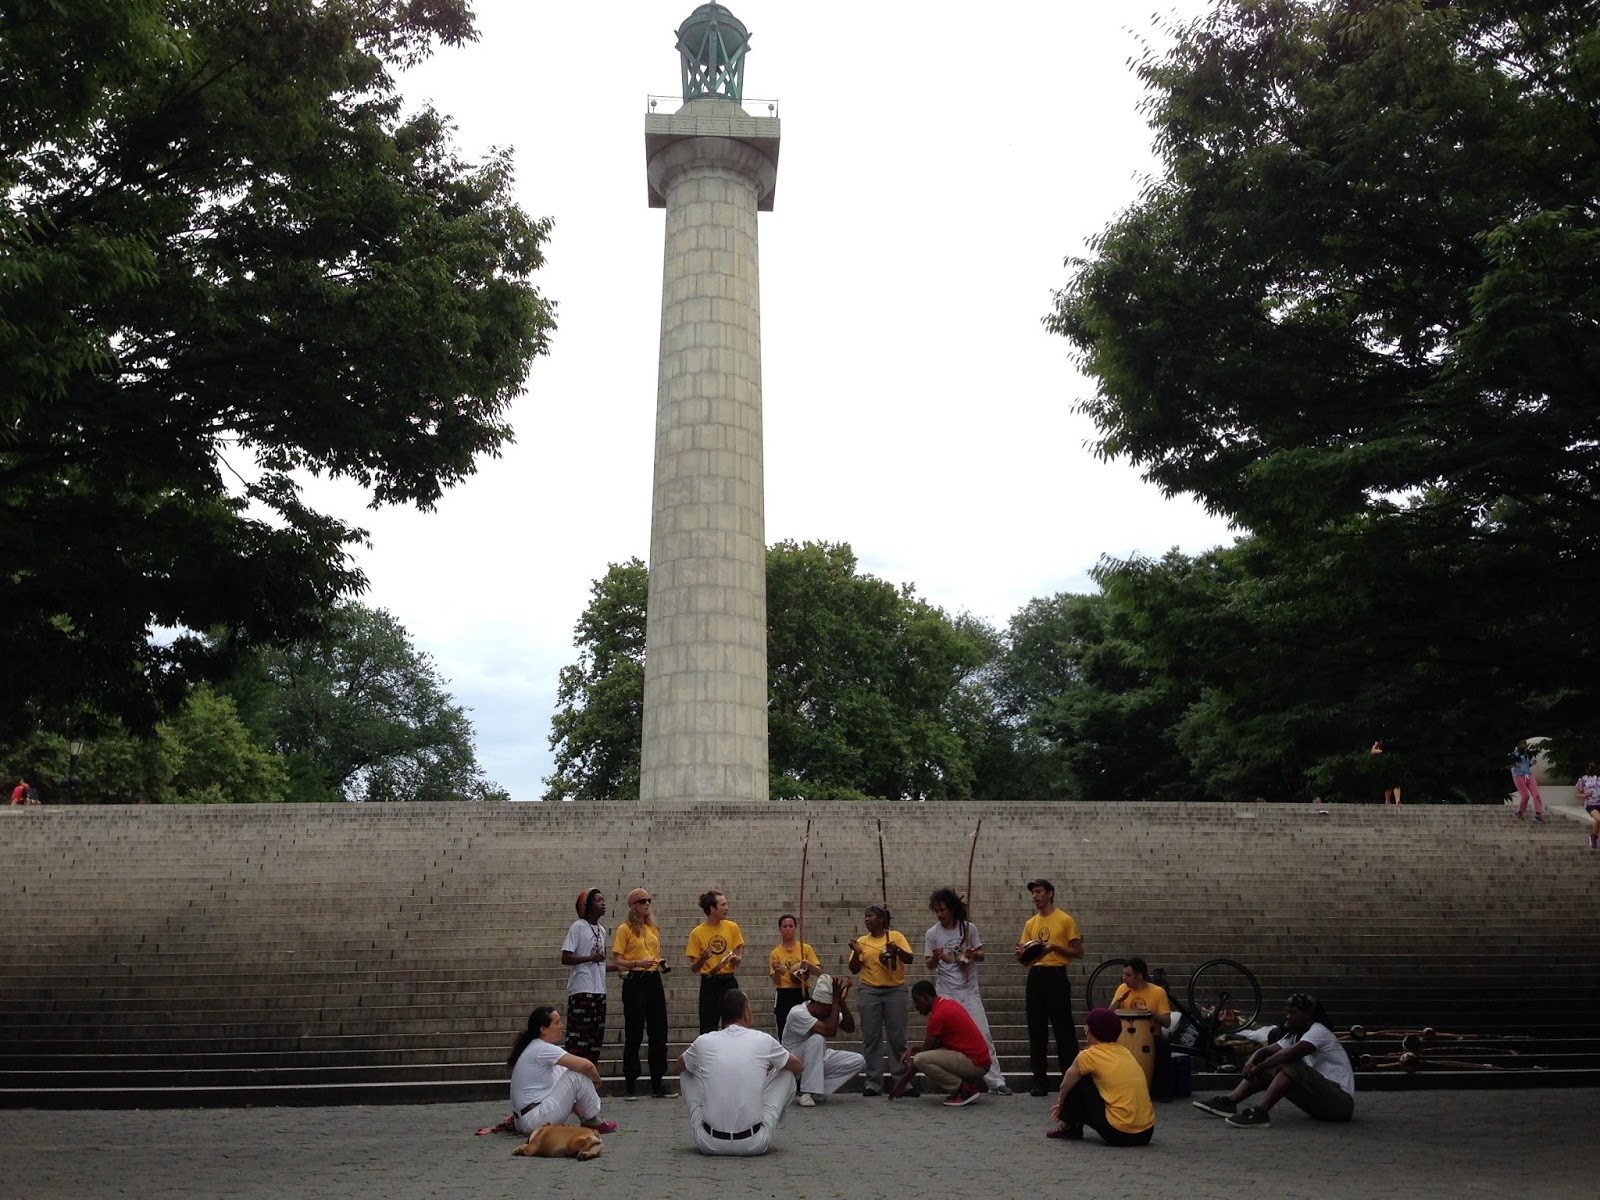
left=512, top=1123, right=603, bottom=1161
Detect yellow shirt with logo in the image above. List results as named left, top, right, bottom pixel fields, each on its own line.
left=855, top=930, right=912, bottom=987
left=1111, top=980, right=1171, bottom=1023
left=686, top=919, right=744, bottom=976
left=613, top=922, right=662, bottom=970
left=1020, top=908, right=1081, bottom=968
left=1075, top=1041, right=1155, bottom=1133
left=769, top=941, right=822, bottom=990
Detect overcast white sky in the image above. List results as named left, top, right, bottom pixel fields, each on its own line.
left=305, top=0, right=1237, bottom=799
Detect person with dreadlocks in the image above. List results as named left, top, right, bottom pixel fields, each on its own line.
left=611, top=887, right=673, bottom=1098
left=848, top=903, right=916, bottom=1096
left=560, top=889, right=612, bottom=1065
left=1193, top=992, right=1354, bottom=1128
left=923, top=885, right=1010, bottom=1095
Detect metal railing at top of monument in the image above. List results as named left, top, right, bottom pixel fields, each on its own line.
left=647, top=94, right=780, bottom=118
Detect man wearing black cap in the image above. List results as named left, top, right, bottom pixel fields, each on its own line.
left=1015, top=878, right=1084, bottom=1097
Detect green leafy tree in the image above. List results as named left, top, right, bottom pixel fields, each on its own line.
left=766, top=542, right=986, bottom=802
left=2, top=686, right=286, bottom=804
left=544, top=560, right=648, bottom=803
left=1047, top=0, right=1599, bottom=779
left=1, top=0, right=554, bottom=741
left=238, top=603, right=501, bottom=803
left=545, top=544, right=989, bottom=802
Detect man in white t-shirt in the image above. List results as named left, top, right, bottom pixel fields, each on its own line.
left=1193, top=992, right=1354, bottom=1128
left=561, top=888, right=612, bottom=1065
left=677, top=988, right=802, bottom=1156
left=781, top=973, right=865, bottom=1105
left=923, top=886, right=1010, bottom=1094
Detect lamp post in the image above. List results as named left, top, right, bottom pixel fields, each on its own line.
left=68, top=739, right=83, bottom=805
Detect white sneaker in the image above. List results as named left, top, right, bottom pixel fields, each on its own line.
left=796, top=1093, right=816, bottom=1107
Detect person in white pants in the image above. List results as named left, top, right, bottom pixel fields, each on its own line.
left=781, top=973, right=867, bottom=1105
left=677, top=989, right=802, bottom=1156
left=924, top=886, right=1010, bottom=1094
left=506, top=1006, right=616, bottom=1136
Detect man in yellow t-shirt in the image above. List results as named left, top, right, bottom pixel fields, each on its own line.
left=686, top=888, right=745, bottom=1035
left=1110, top=956, right=1173, bottom=1100
left=1016, top=878, right=1084, bottom=1096
left=1109, top=957, right=1172, bottom=1025
left=1048, top=1007, right=1154, bottom=1146
left=611, top=887, right=672, bottom=1098
left=848, top=904, right=916, bottom=1096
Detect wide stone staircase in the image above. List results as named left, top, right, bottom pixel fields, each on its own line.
left=2, top=801, right=1595, bottom=1107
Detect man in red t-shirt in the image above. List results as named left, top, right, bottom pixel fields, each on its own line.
left=888, top=981, right=992, bottom=1106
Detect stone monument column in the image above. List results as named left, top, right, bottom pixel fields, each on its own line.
left=640, top=5, right=779, bottom=804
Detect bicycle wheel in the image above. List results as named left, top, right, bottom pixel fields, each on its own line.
left=1187, top=958, right=1262, bottom=1029
left=1083, top=958, right=1128, bottom=1013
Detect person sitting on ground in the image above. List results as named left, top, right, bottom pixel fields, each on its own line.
left=1109, top=957, right=1173, bottom=1099
left=507, top=1006, right=617, bottom=1137
left=781, top=972, right=865, bottom=1106
left=1193, top=992, right=1354, bottom=1128
left=1047, top=1006, right=1154, bottom=1146
left=676, top=988, right=802, bottom=1156
left=887, top=980, right=992, bottom=1107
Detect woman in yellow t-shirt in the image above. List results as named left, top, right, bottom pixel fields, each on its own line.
left=611, top=887, right=671, bottom=1098
left=848, top=904, right=915, bottom=1096
left=768, top=913, right=821, bottom=1036
left=1049, top=1007, right=1154, bottom=1146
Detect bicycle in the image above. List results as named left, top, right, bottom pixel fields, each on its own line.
left=1083, top=956, right=1263, bottom=1069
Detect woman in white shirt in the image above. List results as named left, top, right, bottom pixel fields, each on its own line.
left=507, top=1006, right=617, bottom=1135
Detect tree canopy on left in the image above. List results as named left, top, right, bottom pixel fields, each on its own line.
left=0, top=0, right=555, bottom=740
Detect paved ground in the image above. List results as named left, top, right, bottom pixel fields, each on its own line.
left=7, top=1086, right=1595, bottom=1200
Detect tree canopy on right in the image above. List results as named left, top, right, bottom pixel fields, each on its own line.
left=1049, top=0, right=1599, bottom=784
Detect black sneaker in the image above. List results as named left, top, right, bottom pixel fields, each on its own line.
left=1029, top=1083, right=1049, bottom=1098
left=1226, top=1105, right=1271, bottom=1128
left=1193, top=1095, right=1237, bottom=1117
left=1533, top=813, right=1546, bottom=824
left=651, top=1085, right=675, bottom=1099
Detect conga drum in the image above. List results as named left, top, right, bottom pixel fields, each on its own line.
left=1115, top=1009, right=1157, bottom=1085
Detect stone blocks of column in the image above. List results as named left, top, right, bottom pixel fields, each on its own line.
left=640, top=103, right=778, bottom=805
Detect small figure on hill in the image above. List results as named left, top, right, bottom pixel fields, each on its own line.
left=1193, top=992, right=1354, bottom=1128
left=687, top=888, right=744, bottom=1035
left=1509, top=739, right=1546, bottom=823
left=1576, top=763, right=1600, bottom=850
left=1371, top=739, right=1401, bottom=805
left=848, top=903, right=916, bottom=1096
left=611, top=887, right=672, bottom=1098
left=768, top=912, right=820, bottom=1036
left=676, top=988, right=802, bottom=1156
left=9, top=775, right=40, bottom=805
left=780, top=972, right=863, bottom=1106
left=924, top=885, right=1010, bottom=1094
left=506, top=1006, right=617, bottom=1137
left=1016, top=877, right=1084, bottom=1096
left=560, top=889, right=611, bottom=1067
left=889, top=980, right=991, bottom=1107
left=1047, top=1006, right=1155, bottom=1146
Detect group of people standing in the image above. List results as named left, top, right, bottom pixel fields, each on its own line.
left=506, top=876, right=1123, bottom=1153
left=508, top=878, right=1358, bottom=1156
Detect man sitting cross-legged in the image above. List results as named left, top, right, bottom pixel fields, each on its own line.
left=888, top=980, right=992, bottom=1107
left=676, top=988, right=803, bottom=1156
left=1193, top=992, right=1354, bottom=1128
left=781, top=973, right=866, bottom=1106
